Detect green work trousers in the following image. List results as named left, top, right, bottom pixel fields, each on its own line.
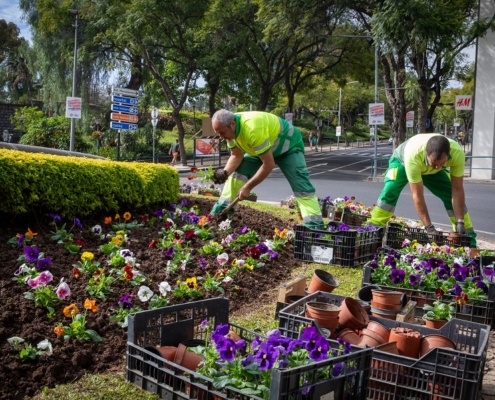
left=369, top=156, right=476, bottom=245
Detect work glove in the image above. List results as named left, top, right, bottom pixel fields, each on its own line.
left=425, top=224, right=440, bottom=241
left=455, top=220, right=467, bottom=235
left=213, top=169, right=229, bottom=184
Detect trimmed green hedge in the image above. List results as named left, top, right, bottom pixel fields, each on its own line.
left=0, top=149, right=179, bottom=217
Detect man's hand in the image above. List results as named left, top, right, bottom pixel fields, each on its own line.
left=213, top=169, right=229, bottom=184
left=425, top=224, right=440, bottom=241
left=456, top=220, right=466, bottom=235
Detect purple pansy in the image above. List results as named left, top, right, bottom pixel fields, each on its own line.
left=255, top=342, right=278, bottom=370
left=36, top=257, right=52, bottom=271
left=390, top=268, right=405, bottom=284
left=163, top=246, right=175, bottom=259
left=74, top=218, right=83, bottom=229
left=119, top=294, right=133, bottom=310
left=24, top=246, right=39, bottom=263
left=409, top=273, right=422, bottom=286
left=308, top=336, right=329, bottom=361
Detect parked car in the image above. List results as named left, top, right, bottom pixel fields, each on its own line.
left=388, top=137, right=393, bottom=145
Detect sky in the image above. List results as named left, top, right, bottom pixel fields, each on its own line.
left=2, top=1, right=475, bottom=88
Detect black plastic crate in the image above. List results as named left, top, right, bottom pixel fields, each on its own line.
left=127, top=298, right=373, bottom=400
left=294, top=224, right=383, bottom=267
left=361, top=265, right=495, bottom=326
left=384, top=221, right=471, bottom=249
left=366, top=316, right=490, bottom=400
left=278, top=293, right=490, bottom=400
left=341, top=208, right=369, bottom=227
left=318, top=198, right=335, bottom=219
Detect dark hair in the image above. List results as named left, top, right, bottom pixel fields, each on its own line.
left=426, top=135, right=450, bottom=160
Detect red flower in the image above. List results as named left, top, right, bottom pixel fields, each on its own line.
left=173, top=232, right=181, bottom=240
left=435, top=288, right=444, bottom=299
left=141, top=215, right=148, bottom=222
left=94, top=268, right=103, bottom=276
left=187, top=175, right=196, bottom=180
left=190, top=167, right=199, bottom=173
left=350, top=196, right=356, bottom=201
left=76, top=239, right=86, bottom=247
left=455, top=292, right=469, bottom=305
left=72, top=267, right=82, bottom=279
left=184, top=230, right=197, bottom=241
left=244, top=247, right=261, bottom=260
left=149, top=240, right=158, bottom=248
left=163, top=221, right=173, bottom=230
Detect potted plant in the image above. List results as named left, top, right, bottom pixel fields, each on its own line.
left=422, top=299, right=455, bottom=328
left=198, top=185, right=221, bottom=197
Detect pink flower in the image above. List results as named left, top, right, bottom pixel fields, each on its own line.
left=217, top=253, right=229, bottom=266
left=27, top=278, right=40, bottom=288
left=37, top=271, right=53, bottom=285
left=56, top=282, right=71, bottom=300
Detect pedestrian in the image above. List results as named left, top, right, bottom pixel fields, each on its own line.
left=308, top=132, right=314, bottom=150
left=169, top=139, right=179, bottom=165
left=312, top=133, right=318, bottom=152
left=367, top=133, right=477, bottom=246
left=209, top=109, right=323, bottom=227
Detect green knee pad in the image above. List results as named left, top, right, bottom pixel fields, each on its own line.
left=211, top=202, right=234, bottom=216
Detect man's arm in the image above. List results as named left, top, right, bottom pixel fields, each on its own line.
left=451, top=175, right=465, bottom=220
left=409, top=181, right=432, bottom=226
left=223, top=147, right=244, bottom=175
left=237, top=150, right=276, bottom=200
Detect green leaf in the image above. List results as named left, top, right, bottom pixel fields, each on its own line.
left=24, top=291, right=35, bottom=300
left=86, top=329, right=103, bottom=342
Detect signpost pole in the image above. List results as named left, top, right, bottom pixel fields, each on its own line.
left=117, top=129, right=121, bottom=161
left=69, top=10, right=78, bottom=152
left=373, top=45, right=379, bottom=178
left=151, top=107, right=158, bottom=163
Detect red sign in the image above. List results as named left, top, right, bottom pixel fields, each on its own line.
left=110, top=113, right=138, bottom=123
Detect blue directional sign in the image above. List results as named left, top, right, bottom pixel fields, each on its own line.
left=111, top=104, right=138, bottom=115
left=110, top=121, right=138, bottom=131
left=112, top=95, right=138, bottom=106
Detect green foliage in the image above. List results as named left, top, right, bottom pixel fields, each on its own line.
left=24, top=286, right=60, bottom=318
left=423, top=299, right=455, bottom=321
left=0, top=150, right=179, bottom=217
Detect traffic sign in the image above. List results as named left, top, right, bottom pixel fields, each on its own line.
left=111, top=113, right=138, bottom=123
left=112, top=86, right=139, bottom=97
left=111, top=104, right=138, bottom=114
left=112, top=95, right=138, bottom=105
left=336, top=126, right=341, bottom=137
left=110, top=121, right=138, bottom=131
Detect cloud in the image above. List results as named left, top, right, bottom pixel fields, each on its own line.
left=0, top=3, right=32, bottom=43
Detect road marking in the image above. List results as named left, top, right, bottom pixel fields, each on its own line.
left=327, top=159, right=368, bottom=171
left=307, top=163, right=328, bottom=169
left=358, top=166, right=372, bottom=172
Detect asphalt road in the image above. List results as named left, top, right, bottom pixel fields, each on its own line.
left=183, top=142, right=495, bottom=241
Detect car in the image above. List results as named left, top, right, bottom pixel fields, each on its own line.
left=388, top=137, right=393, bottom=145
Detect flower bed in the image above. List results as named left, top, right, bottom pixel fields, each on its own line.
left=294, top=223, right=383, bottom=267
left=361, top=245, right=495, bottom=325
left=127, top=298, right=373, bottom=400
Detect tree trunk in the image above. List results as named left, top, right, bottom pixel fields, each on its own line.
left=171, top=108, right=187, bottom=166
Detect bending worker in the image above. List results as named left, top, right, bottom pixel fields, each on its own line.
left=368, top=133, right=476, bottom=246
left=210, top=109, right=323, bottom=227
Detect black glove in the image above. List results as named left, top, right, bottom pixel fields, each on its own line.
left=456, top=220, right=466, bottom=235
left=425, top=224, right=440, bottom=241
left=213, top=169, right=229, bottom=184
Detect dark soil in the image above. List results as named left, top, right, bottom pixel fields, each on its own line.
left=0, top=197, right=302, bottom=400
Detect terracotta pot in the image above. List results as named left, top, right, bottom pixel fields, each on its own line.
left=375, top=341, right=399, bottom=355
left=173, top=343, right=204, bottom=372
left=366, top=321, right=390, bottom=342
left=334, top=209, right=343, bottom=221
left=339, top=297, right=369, bottom=330
left=424, top=318, right=448, bottom=329
left=358, top=285, right=382, bottom=302
left=370, top=306, right=401, bottom=320
left=389, top=327, right=421, bottom=359
left=305, top=302, right=340, bottom=334
left=336, top=328, right=361, bottom=345
left=370, top=300, right=403, bottom=311
left=371, top=289, right=404, bottom=306
left=286, top=295, right=305, bottom=304
left=447, top=232, right=463, bottom=246
left=144, top=345, right=177, bottom=362
left=419, top=334, right=456, bottom=357
left=358, top=328, right=386, bottom=347
left=228, top=330, right=242, bottom=342
left=307, top=269, right=339, bottom=294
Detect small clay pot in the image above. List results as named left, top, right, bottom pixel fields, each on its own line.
left=447, top=232, right=464, bottom=246
left=366, top=321, right=390, bottom=342
left=307, top=269, right=339, bottom=294
left=358, top=328, right=386, bottom=347
left=173, top=343, right=204, bottom=372
left=389, top=327, right=421, bottom=359
left=371, top=289, right=404, bottom=306
left=375, top=341, right=399, bottom=355
left=286, top=295, right=305, bottom=304
left=144, top=345, right=177, bottom=362
left=228, top=330, right=242, bottom=342
left=370, top=306, right=401, bottom=320
left=371, top=300, right=403, bottom=311
left=419, top=335, right=456, bottom=357
left=339, top=297, right=369, bottom=330
left=358, top=285, right=382, bottom=302
left=424, top=318, right=448, bottom=329
left=305, top=302, right=340, bottom=333
left=336, top=328, right=361, bottom=345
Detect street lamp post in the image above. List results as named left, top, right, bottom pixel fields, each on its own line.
left=151, top=107, right=159, bottom=163
left=69, top=9, right=78, bottom=152
left=337, top=81, right=359, bottom=150
left=94, top=118, right=101, bottom=153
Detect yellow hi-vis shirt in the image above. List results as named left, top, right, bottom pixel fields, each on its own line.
left=395, top=133, right=465, bottom=183
left=228, top=112, right=298, bottom=157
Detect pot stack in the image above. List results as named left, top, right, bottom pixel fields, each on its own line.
left=370, top=289, right=404, bottom=320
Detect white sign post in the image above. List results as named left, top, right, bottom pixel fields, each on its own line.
left=65, top=97, right=82, bottom=119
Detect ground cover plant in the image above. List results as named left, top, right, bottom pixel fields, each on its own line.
left=0, top=197, right=305, bottom=399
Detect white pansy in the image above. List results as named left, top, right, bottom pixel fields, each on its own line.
left=138, top=286, right=154, bottom=302
left=7, top=337, right=24, bottom=347
left=37, top=339, right=53, bottom=356
left=159, top=281, right=172, bottom=296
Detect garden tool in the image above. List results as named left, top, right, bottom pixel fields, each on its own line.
left=214, top=197, right=240, bottom=222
